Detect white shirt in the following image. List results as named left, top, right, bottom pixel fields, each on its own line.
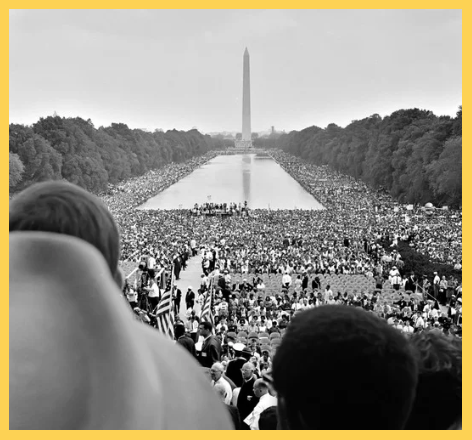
left=415, top=316, right=425, bottom=328
left=212, top=377, right=233, bottom=405
left=147, top=256, right=156, bottom=269
left=244, top=393, right=278, bottom=430
left=282, top=274, right=292, bottom=286
left=148, top=283, right=160, bottom=298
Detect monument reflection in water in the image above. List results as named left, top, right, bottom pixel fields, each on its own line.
left=139, top=154, right=325, bottom=210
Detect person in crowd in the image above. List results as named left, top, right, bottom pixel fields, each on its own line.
left=243, top=379, right=277, bottom=430
left=272, top=305, right=418, bottom=429
left=225, top=344, right=251, bottom=388
left=210, top=362, right=233, bottom=405
left=214, top=383, right=241, bottom=430
left=126, top=287, right=138, bottom=309
left=196, top=321, right=221, bottom=368
left=237, top=362, right=259, bottom=429
left=439, top=275, right=448, bottom=305
left=282, top=272, right=292, bottom=288
left=404, top=272, right=416, bottom=292
left=189, top=314, right=200, bottom=342
left=186, top=286, right=195, bottom=311
left=374, top=273, right=384, bottom=290
left=433, top=271, right=441, bottom=299
left=144, top=278, right=160, bottom=311
left=258, top=406, right=279, bottom=430
left=173, top=285, right=182, bottom=315
left=446, top=275, right=455, bottom=306
left=146, top=253, right=156, bottom=279
left=9, top=180, right=124, bottom=288
left=175, top=323, right=196, bottom=357
left=405, top=330, right=462, bottom=430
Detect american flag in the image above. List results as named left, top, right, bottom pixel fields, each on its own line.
left=155, top=266, right=175, bottom=340
left=200, top=288, right=214, bottom=331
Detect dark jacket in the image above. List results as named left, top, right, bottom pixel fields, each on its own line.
left=177, top=334, right=196, bottom=357
left=237, top=375, right=259, bottom=421
left=225, top=404, right=242, bottom=430
left=225, top=357, right=247, bottom=388
left=185, top=290, right=195, bottom=307
left=405, top=277, right=416, bottom=292
left=197, top=335, right=221, bottom=368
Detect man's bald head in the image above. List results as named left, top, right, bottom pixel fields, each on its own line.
left=242, top=362, right=255, bottom=371
left=211, top=362, right=224, bottom=373
left=254, top=378, right=268, bottom=390
left=253, top=378, right=269, bottom=398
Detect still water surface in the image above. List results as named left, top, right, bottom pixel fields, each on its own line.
left=139, top=154, right=325, bottom=210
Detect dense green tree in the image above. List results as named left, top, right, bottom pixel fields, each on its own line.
left=427, top=136, right=462, bottom=207
left=9, top=115, right=222, bottom=194
left=9, top=152, right=25, bottom=188
left=257, top=106, right=461, bottom=206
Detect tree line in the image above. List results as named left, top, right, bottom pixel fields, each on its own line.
left=9, top=116, right=233, bottom=194
left=255, top=107, right=462, bottom=208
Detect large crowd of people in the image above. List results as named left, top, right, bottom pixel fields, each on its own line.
left=102, top=150, right=461, bottom=328
left=9, top=148, right=462, bottom=429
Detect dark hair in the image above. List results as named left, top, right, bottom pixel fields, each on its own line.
left=174, top=324, right=186, bottom=339
left=258, top=406, right=278, bottom=430
left=272, top=305, right=418, bottom=429
left=200, top=321, right=213, bottom=332
left=405, top=330, right=462, bottom=429
left=10, top=181, right=120, bottom=276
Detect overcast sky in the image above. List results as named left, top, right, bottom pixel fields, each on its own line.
left=9, top=9, right=462, bottom=134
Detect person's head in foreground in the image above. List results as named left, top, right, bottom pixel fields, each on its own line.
left=9, top=180, right=123, bottom=287
left=405, top=329, right=462, bottom=430
left=272, top=305, right=418, bottom=429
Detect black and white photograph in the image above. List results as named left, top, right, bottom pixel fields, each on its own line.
left=9, top=9, right=462, bottom=430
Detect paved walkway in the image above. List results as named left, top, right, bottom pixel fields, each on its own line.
left=175, top=256, right=203, bottom=321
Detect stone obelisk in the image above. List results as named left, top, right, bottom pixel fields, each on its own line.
left=242, top=48, right=252, bottom=146
left=236, top=48, right=253, bottom=148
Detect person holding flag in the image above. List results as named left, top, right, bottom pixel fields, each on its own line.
left=196, top=287, right=221, bottom=368
left=154, top=266, right=176, bottom=340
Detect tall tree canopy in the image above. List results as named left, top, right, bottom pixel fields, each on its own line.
left=9, top=116, right=230, bottom=194
left=9, top=152, right=25, bottom=188
left=255, top=107, right=462, bottom=207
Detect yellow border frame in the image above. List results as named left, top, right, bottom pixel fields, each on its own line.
left=4, top=4, right=466, bottom=436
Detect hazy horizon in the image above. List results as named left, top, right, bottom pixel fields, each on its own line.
left=10, top=9, right=462, bottom=133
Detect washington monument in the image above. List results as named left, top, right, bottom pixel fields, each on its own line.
left=235, top=48, right=253, bottom=148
